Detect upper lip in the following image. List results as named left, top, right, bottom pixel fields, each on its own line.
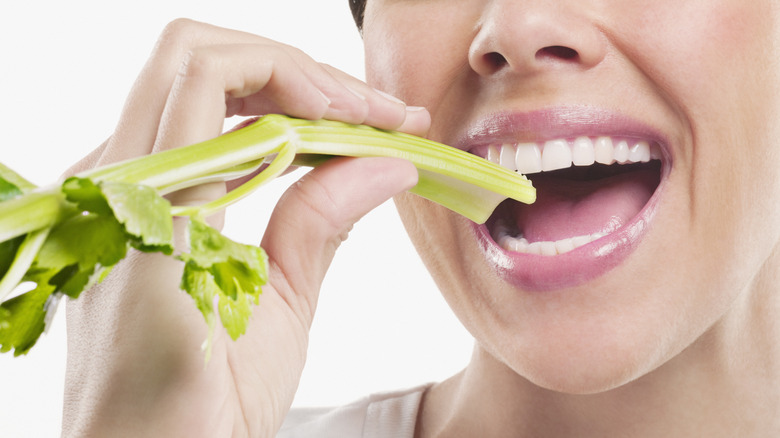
left=452, top=105, right=672, bottom=162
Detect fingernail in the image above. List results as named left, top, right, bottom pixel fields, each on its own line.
left=317, top=89, right=332, bottom=105
left=345, top=85, right=367, bottom=101
left=406, top=106, right=427, bottom=112
left=374, top=88, right=406, bottom=105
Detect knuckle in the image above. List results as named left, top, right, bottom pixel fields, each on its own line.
left=152, top=18, right=207, bottom=66
left=158, top=18, right=200, bottom=50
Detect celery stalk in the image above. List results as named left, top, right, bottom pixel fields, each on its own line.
left=281, top=116, right=534, bottom=223
left=0, top=189, right=65, bottom=242
left=0, top=115, right=535, bottom=356
left=80, top=115, right=535, bottom=221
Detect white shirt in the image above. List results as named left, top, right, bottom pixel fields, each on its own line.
left=278, top=384, right=431, bottom=438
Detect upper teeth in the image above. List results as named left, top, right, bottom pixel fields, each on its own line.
left=486, top=136, right=662, bottom=174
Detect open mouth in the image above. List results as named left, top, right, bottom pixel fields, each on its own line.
left=478, top=136, right=664, bottom=256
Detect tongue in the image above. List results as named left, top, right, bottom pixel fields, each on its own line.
left=514, top=167, right=659, bottom=242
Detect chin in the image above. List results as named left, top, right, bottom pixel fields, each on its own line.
left=496, top=332, right=667, bottom=395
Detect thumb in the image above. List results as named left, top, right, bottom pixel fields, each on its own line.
left=261, top=156, right=417, bottom=309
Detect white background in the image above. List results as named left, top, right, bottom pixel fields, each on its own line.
left=0, top=1, right=473, bottom=436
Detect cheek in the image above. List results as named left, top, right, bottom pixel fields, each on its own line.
left=693, top=6, right=780, bottom=254
left=363, top=3, right=476, bottom=109
left=615, top=1, right=777, bottom=123
left=363, top=31, right=451, bottom=108
left=624, top=2, right=780, bottom=252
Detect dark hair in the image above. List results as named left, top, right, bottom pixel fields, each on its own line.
left=349, top=0, right=366, bottom=30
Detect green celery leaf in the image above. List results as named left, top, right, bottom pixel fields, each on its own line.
left=1, top=177, right=172, bottom=356
left=217, top=290, right=253, bottom=340
left=179, top=218, right=267, bottom=342
left=31, top=213, right=128, bottom=298
left=0, top=283, right=55, bottom=356
left=100, top=181, right=174, bottom=254
left=183, top=218, right=268, bottom=294
left=63, top=178, right=174, bottom=255
left=180, top=265, right=218, bottom=360
left=0, top=307, right=9, bottom=330
left=61, top=177, right=113, bottom=216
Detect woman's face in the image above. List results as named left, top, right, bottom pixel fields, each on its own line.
left=363, top=1, right=780, bottom=393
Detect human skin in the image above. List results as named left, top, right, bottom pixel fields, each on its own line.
left=61, top=19, right=430, bottom=437
left=363, top=0, right=780, bottom=436
left=61, top=2, right=780, bottom=437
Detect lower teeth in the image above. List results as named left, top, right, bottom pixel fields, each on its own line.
left=496, top=229, right=606, bottom=256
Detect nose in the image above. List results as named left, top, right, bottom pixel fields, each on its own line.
left=468, top=1, right=607, bottom=77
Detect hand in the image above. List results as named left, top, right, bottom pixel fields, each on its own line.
left=62, top=19, right=429, bottom=437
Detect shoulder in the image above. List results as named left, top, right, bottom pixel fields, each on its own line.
left=278, top=383, right=432, bottom=438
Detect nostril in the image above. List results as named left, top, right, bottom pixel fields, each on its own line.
left=537, top=45, right=579, bottom=61
left=484, top=52, right=508, bottom=69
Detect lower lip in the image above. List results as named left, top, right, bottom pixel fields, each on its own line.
left=472, top=185, right=662, bottom=291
